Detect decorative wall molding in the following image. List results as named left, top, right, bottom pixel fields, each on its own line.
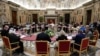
left=7, top=1, right=20, bottom=7
left=7, top=0, right=92, bottom=10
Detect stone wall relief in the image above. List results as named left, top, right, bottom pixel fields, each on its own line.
left=0, top=2, right=7, bottom=26
left=98, top=2, right=100, bottom=20
left=0, top=14, right=7, bottom=25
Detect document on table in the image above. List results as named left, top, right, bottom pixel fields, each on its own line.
left=20, top=35, right=26, bottom=38
left=67, top=36, right=72, bottom=40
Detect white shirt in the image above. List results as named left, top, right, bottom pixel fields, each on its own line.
left=9, top=28, right=16, bottom=34
left=26, top=24, right=30, bottom=30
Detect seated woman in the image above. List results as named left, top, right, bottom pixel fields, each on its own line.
left=93, top=29, right=99, bottom=36
left=92, top=29, right=99, bottom=40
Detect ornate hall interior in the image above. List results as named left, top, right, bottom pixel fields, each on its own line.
left=0, top=0, right=100, bottom=56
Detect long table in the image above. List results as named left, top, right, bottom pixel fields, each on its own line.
left=21, top=34, right=75, bottom=56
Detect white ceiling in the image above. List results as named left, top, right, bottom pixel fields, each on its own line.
left=7, top=0, right=92, bottom=10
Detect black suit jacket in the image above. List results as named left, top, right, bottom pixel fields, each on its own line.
left=1, top=29, right=9, bottom=37
left=8, top=33, right=20, bottom=43
left=36, top=32, right=51, bottom=42
left=1, top=29, right=20, bottom=43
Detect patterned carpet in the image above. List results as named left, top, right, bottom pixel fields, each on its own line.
left=0, top=39, right=100, bottom=56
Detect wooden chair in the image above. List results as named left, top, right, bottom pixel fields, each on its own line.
left=2, top=36, right=20, bottom=56
left=35, top=41, right=49, bottom=56
left=92, top=31, right=99, bottom=40
left=56, top=40, right=71, bottom=56
left=89, top=33, right=99, bottom=51
left=73, top=38, right=89, bottom=56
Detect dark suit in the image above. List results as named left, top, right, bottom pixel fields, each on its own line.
left=36, top=32, right=51, bottom=42
left=32, top=24, right=36, bottom=33
left=74, top=33, right=85, bottom=44
left=56, top=35, right=67, bottom=41
left=93, top=22, right=97, bottom=28
left=1, top=29, right=24, bottom=53
left=45, top=24, right=48, bottom=30
left=1, top=29, right=9, bottom=37
left=73, top=33, right=85, bottom=50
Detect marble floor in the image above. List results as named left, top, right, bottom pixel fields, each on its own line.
left=0, top=38, right=100, bottom=56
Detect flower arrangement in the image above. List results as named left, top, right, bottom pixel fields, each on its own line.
left=45, top=29, right=55, bottom=37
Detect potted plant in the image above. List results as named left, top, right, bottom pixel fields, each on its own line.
left=39, top=16, right=44, bottom=23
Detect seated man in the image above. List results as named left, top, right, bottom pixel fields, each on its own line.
left=73, top=30, right=86, bottom=44
left=1, top=24, right=27, bottom=56
left=73, top=30, right=86, bottom=50
left=36, top=29, right=51, bottom=42
left=79, top=25, right=86, bottom=33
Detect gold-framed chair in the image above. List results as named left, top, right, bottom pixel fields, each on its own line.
left=73, top=38, right=89, bottom=56
left=56, top=40, right=71, bottom=56
left=2, top=36, right=20, bottom=56
left=35, top=41, right=49, bottom=56
left=92, top=30, right=99, bottom=40
left=89, top=34, right=99, bottom=51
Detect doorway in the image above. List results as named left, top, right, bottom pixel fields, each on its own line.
left=47, top=19, right=55, bottom=24
left=65, top=13, right=70, bottom=24
left=12, top=10, right=17, bottom=25
left=86, top=10, right=92, bottom=25
left=32, top=14, right=38, bottom=24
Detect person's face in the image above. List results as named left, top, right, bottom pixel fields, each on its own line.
left=4, top=25, right=9, bottom=30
